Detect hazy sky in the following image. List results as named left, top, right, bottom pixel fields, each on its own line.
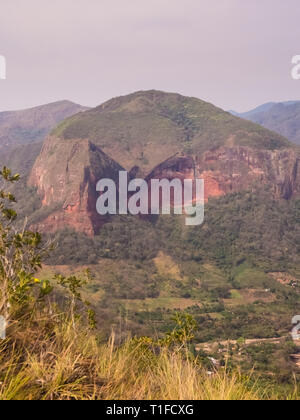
left=0, top=0, right=300, bottom=112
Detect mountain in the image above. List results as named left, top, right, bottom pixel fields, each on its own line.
left=0, top=100, right=89, bottom=151
left=232, top=101, right=300, bottom=145
left=28, top=90, right=299, bottom=235
left=230, top=103, right=277, bottom=119
left=52, top=91, right=291, bottom=174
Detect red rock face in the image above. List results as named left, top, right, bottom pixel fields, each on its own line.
left=146, top=147, right=300, bottom=202
left=28, top=136, right=300, bottom=236
left=201, top=147, right=300, bottom=199
left=28, top=136, right=123, bottom=236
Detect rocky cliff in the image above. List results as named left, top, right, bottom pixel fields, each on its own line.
left=146, top=147, right=299, bottom=201
left=28, top=136, right=123, bottom=235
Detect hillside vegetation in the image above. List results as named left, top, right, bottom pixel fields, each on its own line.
left=3, top=318, right=297, bottom=400
left=52, top=91, right=292, bottom=172
left=2, top=169, right=296, bottom=400
left=39, top=189, right=300, bottom=385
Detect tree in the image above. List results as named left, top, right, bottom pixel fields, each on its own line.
left=0, top=167, right=52, bottom=333
left=55, top=269, right=96, bottom=331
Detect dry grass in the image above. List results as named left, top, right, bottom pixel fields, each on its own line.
left=0, top=317, right=297, bottom=401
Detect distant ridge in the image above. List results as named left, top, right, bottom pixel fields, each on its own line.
left=230, top=101, right=300, bottom=145
left=0, top=100, right=89, bottom=150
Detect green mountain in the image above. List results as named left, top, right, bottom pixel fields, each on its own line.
left=52, top=90, right=292, bottom=173
left=28, top=90, right=299, bottom=236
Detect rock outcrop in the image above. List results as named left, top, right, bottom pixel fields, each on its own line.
left=146, top=147, right=300, bottom=201
left=28, top=136, right=123, bottom=235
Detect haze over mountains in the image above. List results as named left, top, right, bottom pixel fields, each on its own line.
left=232, top=101, right=300, bottom=146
